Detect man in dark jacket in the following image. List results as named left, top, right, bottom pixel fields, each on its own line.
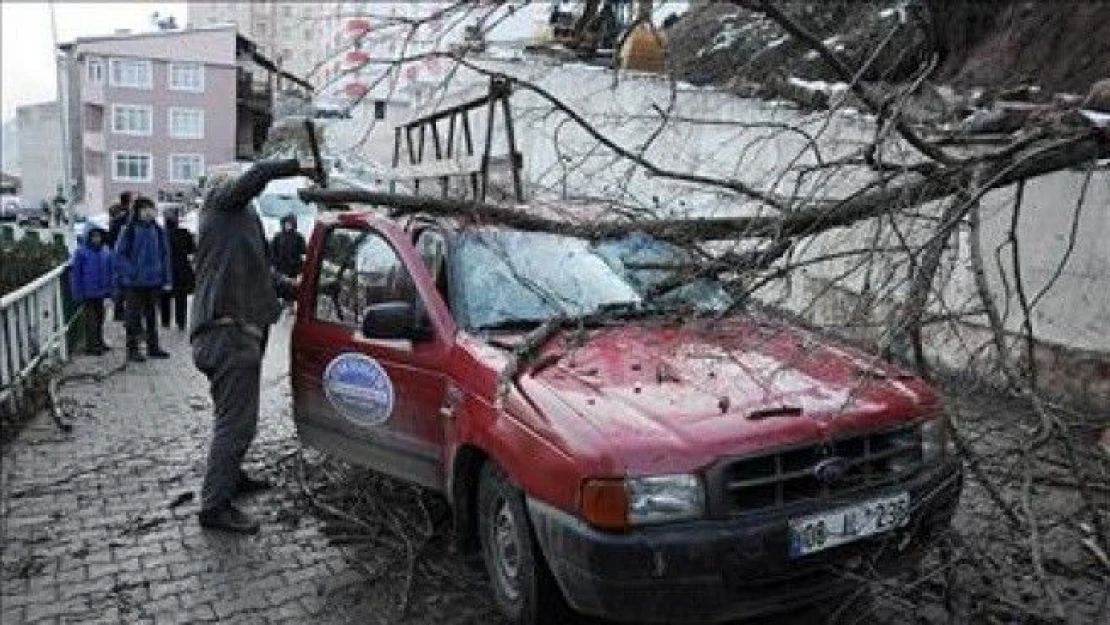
left=69, top=226, right=115, bottom=355
left=116, top=196, right=172, bottom=362
left=160, top=207, right=196, bottom=331
left=191, top=159, right=305, bottom=534
left=269, top=214, right=307, bottom=279
left=106, top=191, right=132, bottom=321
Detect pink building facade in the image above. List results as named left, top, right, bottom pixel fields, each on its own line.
left=60, top=26, right=311, bottom=213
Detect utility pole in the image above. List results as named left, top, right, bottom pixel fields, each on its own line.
left=49, top=0, right=73, bottom=213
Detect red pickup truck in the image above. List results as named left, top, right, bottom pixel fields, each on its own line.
left=290, top=207, right=963, bottom=624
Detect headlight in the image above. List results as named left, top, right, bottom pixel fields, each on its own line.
left=627, top=474, right=705, bottom=525
left=581, top=474, right=705, bottom=530
left=920, top=418, right=950, bottom=463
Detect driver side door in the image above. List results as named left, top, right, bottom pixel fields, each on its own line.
left=293, top=224, right=448, bottom=490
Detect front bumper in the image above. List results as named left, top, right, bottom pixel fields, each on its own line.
left=528, top=460, right=962, bottom=624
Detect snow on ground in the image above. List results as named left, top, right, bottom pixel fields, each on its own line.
left=787, top=76, right=851, bottom=94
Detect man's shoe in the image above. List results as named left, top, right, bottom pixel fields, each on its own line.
left=127, top=350, right=146, bottom=363
left=198, top=505, right=260, bottom=535
left=148, top=348, right=171, bottom=359
left=237, top=474, right=273, bottom=495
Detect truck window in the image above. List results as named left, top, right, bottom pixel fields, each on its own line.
left=314, top=227, right=417, bottom=328
left=414, top=228, right=449, bottom=307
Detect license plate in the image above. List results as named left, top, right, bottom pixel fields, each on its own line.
left=788, top=493, right=910, bottom=557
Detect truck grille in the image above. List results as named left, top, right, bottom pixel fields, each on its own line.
left=717, top=425, right=923, bottom=514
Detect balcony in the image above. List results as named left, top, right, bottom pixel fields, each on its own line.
left=236, top=73, right=273, bottom=114
left=83, top=129, right=105, bottom=153
left=345, top=18, right=370, bottom=39
left=84, top=80, right=105, bottom=105
left=344, top=50, right=370, bottom=69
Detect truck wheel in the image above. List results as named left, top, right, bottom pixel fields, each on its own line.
left=477, top=462, right=568, bottom=625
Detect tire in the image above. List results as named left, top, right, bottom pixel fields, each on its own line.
left=477, top=462, right=569, bottom=625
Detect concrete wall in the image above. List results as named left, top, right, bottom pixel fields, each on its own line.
left=370, top=57, right=1110, bottom=405
left=15, top=102, right=64, bottom=203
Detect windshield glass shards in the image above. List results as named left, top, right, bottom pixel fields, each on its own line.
left=455, top=231, right=642, bottom=331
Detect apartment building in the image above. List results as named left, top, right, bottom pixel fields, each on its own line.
left=187, top=1, right=334, bottom=83
left=58, top=25, right=311, bottom=212
left=15, top=102, right=65, bottom=203
left=186, top=2, right=434, bottom=97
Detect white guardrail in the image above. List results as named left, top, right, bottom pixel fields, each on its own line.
left=0, top=263, right=71, bottom=409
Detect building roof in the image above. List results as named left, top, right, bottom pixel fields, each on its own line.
left=57, top=24, right=313, bottom=94
left=57, top=23, right=236, bottom=49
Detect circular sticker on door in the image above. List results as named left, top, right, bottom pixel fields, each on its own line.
left=323, top=353, right=395, bottom=426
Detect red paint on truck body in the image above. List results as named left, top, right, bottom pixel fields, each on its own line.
left=290, top=210, right=940, bottom=519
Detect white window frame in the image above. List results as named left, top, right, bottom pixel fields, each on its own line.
left=111, top=152, right=153, bottom=183
left=110, top=104, right=153, bottom=136
left=86, top=57, right=103, bottom=83
left=108, top=58, right=152, bottom=89
left=167, top=107, right=205, bottom=139
left=168, top=153, right=205, bottom=183
left=168, top=62, right=205, bottom=92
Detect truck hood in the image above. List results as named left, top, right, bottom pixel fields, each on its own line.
left=514, top=315, right=938, bottom=474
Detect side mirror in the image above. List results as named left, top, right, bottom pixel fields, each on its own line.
left=361, top=301, right=433, bottom=341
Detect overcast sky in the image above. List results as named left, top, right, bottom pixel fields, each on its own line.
left=1, top=1, right=186, bottom=123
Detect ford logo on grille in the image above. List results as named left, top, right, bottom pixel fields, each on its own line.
left=812, top=457, right=851, bottom=483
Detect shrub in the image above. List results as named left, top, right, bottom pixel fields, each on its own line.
left=0, top=235, right=69, bottom=298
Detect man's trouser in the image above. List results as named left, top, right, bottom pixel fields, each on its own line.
left=112, top=291, right=125, bottom=321
left=159, top=291, right=188, bottom=329
left=124, top=287, right=160, bottom=351
left=193, top=325, right=265, bottom=512
left=83, top=299, right=105, bottom=351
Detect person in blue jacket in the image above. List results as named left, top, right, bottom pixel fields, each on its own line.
left=115, top=196, right=172, bottom=362
left=69, top=225, right=114, bottom=355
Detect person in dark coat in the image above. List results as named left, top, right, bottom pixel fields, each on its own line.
left=106, top=191, right=133, bottom=321
left=115, top=196, right=172, bottom=362
left=269, top=214, right=307, bottom=279
left=191, top=159, right=305, bottom=534
left=69, top=225, right=115, bottom=355
left=160, top=207, right=196, bottom=331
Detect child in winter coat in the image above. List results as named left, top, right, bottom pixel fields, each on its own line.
left=115, top=196, right=173, bottom=362
left=69, top=225, right=115, bottom=355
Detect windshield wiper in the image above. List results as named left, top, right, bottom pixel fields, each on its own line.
left=475, top=318, right=546, bottom=332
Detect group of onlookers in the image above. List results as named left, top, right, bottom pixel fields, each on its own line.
left=69, top=189, right=307, bottom=364
left=69, top=191, right=197, bottom=362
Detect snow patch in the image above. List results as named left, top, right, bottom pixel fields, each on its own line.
left=787, top=76, right=850, bottom=94
left=1080, top=109, right=1110, bottom=128
left=879, top=4, right=909, bottom=23
left=766, top=36, right=789, bottom=49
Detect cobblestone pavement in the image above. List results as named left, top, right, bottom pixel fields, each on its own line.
left=5, top=315, right=1104, bottom=624
left=0, top=315, right=372, bottom=624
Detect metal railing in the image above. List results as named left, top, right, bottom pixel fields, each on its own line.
left=0, top=263, right=71, bottom=410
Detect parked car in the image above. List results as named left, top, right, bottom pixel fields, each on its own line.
left=253, top=176, right=318, bottom=241
left=0, top=194, right=19, bottom=222
left=289, top=205, right=964, bottom=624
left=0, top=195, right=49, bottom=226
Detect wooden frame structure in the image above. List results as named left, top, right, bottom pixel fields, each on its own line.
left=390, top=76, right=524, bottom=203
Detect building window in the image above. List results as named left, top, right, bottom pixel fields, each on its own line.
left=168, top=62, right=205, bottom=92
left=304, top=28, right=313, bottom=41
left=108, top=58, right=152, bottom=89
left=111, top=104, right=152, bottom=136
left=168, top=108, right=204, bottom=139
left=374, top=100, right=386, bottom=120
left=168, top=154, right=204, bottom=182
left=112, top=152, right=152, bottom=182
left=87, top=58, right=103, bottom=83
